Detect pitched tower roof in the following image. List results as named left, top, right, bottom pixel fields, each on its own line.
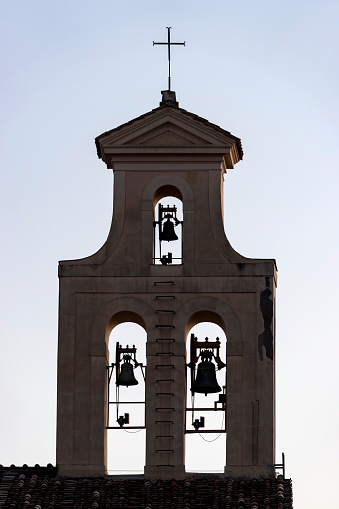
left=95, top=92, right=243, bottom=172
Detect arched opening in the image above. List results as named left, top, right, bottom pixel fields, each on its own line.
left=185, top=319, right=227, bottom=473
left=153, top=185, right=183, bottom=265
left=107, top=321, right=146, bottom=474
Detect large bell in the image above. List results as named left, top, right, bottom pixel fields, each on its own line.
left=117, top=355, right=138, bottom=387
left=192, top=351, right=221, bottom=396
left=160, top=218, right=178, bottom=242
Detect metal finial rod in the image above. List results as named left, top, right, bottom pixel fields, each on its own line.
left=153, top=27, right=185, bottom=91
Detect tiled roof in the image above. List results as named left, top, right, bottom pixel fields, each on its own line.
left=0, top=467, right=292, bottom=509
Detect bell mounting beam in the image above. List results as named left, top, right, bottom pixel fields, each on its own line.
left=189, top=334, right=226, bottom=370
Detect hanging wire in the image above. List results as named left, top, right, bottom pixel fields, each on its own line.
left=190, top=359, right=197, bottom=424
left=139, top=364, right=146, bottom=383
left=123, top=428, right=144, bottom=434
left=199, top=411, right=225, bottom=443
left=158, top=205, right=162, bottom=261
left=116, top=384, right=119, bottom=422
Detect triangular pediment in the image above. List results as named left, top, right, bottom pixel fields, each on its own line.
left=95, top=105, right=243, bottom=169
left=124, top=122, right=211, bottom=146
left=97, top=107, right=241, bottom=149
left=142, top=130, right=194, bottom=146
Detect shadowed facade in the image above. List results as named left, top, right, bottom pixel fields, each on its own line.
left=56, top=91, right=277, bottom=480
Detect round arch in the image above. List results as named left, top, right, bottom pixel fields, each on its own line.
left=141, top=174, right=195, bottom=211
left=181, top=298, right=235, bottom=473
left=171, top=296, right=242, bottom=345
left=91, top=296, right=157, bottom=345
left=154, top=184, right=183, bottom=204
left=186, top=310, right=226, bottom=336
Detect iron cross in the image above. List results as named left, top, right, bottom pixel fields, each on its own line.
left=153, top=27, right=185, bottom=91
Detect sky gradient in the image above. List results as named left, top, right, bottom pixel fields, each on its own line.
left=1, top=2, right=338, bottom=508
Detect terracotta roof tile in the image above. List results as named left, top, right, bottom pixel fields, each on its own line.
left=0, top=468, right=292, bottom=509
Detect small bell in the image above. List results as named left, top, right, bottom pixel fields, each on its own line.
left=117, top=355, right=138, bottom=387
left=160, top=217, right=178, bottom=242
left=192, top=350, right=221, bottom=396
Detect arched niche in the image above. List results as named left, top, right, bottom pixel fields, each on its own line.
left=172, top=296, right=242, bottom=347
left=91, top=296, right=156, bottom=345
left=185, top=310, right=226, bottom=337
left=153, top=188, right=183, bottom=265
left=141, top=174, right=195, bottom=211
left=141, top=175, right=195, bottom=266
left=106, top=310, right=146, bottom=336
left=107, top=318, right=147, bottom=475
left=185, top=315, right=227, bottom=473
left=91, top=298, right=156, bottom=474
left=154, top=184, right=183, bottom=204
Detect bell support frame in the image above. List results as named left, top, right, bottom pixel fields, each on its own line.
left=106, top=342, right=146, bottom=430
left=186, top=333, right=227, bottom=434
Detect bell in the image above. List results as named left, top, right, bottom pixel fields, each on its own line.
left=117, top=355, right=138, bottom=387
left=160, top=218, right=178, bottom=242
left=192, top=351, right=221, bottom=396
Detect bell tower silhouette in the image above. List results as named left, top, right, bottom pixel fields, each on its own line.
left=56, top=89, right=277, bottom=479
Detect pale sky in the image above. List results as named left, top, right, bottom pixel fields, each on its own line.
left=1, top=2, right=339, bottom=508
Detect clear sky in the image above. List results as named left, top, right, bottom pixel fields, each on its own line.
left=1, top=1, right=338, bottom=507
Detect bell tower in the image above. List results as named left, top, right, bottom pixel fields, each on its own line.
left=56, top=90, right=277, bottom=479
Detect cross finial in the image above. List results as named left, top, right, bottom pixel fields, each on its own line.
left=153, top=27, right=185, bottom=91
